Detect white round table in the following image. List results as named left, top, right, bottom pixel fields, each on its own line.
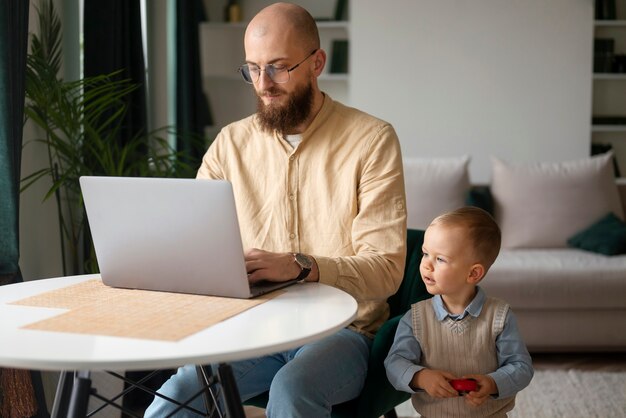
left=0, top=274, right=358, bottom=371
left=0, top=275, right=358, bottom=417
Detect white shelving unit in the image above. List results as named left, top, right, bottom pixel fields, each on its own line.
left=593, top=3, right=626, bottom=174
left=199, top=1, right=350, bottom=140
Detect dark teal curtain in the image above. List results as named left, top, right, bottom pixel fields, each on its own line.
left=0, top=2, right=49, bottom=417
left=176, top=0, right=212, bottom=164
left=0, top=0, right=27, bottom=288
left=82, top=0, right=146, bottom=271
left=83, top=0, right=147, bottom=145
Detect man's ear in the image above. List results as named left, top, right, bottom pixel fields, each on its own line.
left=467, top=264, right=485, bottom=284
left=313, top=49, right=326, bottom=75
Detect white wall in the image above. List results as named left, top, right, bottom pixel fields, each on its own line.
left=19, top=128, right=64, bottom=281
left=351, top=0, right=594, bottom=183
left=19, top=0, right=66, bottom=282
left=19, top=0, right=597, bottom=276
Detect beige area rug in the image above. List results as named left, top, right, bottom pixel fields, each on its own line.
left=395, top=369, right=626, bottom=418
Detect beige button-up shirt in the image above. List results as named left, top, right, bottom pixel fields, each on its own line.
left=197, top=95, right=407, bottom=336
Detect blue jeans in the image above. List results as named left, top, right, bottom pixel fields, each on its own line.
left=144, top=328, right=372, bottom=418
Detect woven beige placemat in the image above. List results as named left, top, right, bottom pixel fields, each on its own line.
left=11, top=279, right=281, bottom=341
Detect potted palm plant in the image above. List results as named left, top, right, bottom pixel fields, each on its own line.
left=23, top=0, right=201, bottom=275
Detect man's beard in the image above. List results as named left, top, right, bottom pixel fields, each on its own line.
left=255, top=81, right=314, bottom=135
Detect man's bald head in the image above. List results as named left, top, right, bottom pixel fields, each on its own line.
left=243, top=3, right=327, bottom=134
left=245, top=3, right=320, bottom=52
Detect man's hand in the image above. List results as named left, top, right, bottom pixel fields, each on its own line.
left=411, top=369, right=458, bottom=398
left=245, top=249, right=317, bottom=283
left=463, top=374, right=498, bottom=407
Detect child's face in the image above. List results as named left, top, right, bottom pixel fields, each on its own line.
left=420, top=223, right=479, bottom=299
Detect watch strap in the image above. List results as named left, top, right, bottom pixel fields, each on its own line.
left=295, top=266, right=311, bottom=281
left=293, top=253, right=312, bottom=281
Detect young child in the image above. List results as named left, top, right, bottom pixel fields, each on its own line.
left=384, top=206, right=533, bottom=417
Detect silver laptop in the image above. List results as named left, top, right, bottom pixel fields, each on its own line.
left=79, top=176, right=299, bottom=298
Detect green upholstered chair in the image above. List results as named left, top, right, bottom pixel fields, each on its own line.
left=245, top=229, right=431, bottom=418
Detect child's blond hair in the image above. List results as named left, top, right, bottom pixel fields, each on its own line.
left=430, top=206, right=501, bottom=271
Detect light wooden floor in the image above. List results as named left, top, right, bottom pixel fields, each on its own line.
left=531, top=351, right=626, bottom=372
left=243, top=352, right=626, bottom=418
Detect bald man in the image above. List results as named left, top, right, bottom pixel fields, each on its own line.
left=146, top=3, right=407, bottom=417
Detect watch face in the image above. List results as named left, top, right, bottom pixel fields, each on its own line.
left=295, top=253, right=313, bottom=269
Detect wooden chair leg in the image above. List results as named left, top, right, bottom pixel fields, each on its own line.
left=384, top=407, right=399, bottom=418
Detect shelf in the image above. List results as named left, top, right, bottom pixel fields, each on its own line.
left=592, top=124, right=626, bottom=132
left=205, top=73, right=349, bottom=82
left=593, top=73, right=626, bottom=80
left=203, top=21, right=349, bottom=30
left=204, top=74, right=242, bottom=81
left=316, top=21, right=350, bottom=29
left=320, top=73, right=349, bottom=81
left=592, top=2, right=626, bottom=173
left=595, top=20, right=626, bottom=27
left=203, top=22, right=246, bottom=29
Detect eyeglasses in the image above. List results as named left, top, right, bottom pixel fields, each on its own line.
left=238, top=49, right=317, bottom=84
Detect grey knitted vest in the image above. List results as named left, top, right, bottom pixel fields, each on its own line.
left=410, top=297, right=515, bottom=418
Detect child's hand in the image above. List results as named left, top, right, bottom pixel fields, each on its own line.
left=462, top=374, right=497, bottom=407
left=412, top=369, right=458, bottom=398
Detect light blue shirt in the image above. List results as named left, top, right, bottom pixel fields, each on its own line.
left=384, top=287, right=534, bottom=399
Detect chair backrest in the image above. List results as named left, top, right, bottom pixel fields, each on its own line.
left=387, top=228, right=430, bottom=318
left=340, top=229, right=432, bottom=418
left=247, top=229, right=433, bottom=418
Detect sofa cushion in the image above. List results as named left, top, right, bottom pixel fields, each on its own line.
left=403, top=156, right=470, bottom=229
left=490, top=152, right=624, bottom=248
left=481, top=248, right=626, bottom=310
left=465, top=185, right=494, bottom=215
left=567, top=212, right=626, bottom=255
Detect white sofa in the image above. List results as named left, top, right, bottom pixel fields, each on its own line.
left=403, top=154, right=626, bottom=352
left=482, top=245, right=626, bottom=351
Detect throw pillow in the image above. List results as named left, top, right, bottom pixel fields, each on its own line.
left=567, top=212, right=626, bottom=255
left=491, top=152, right=624, bottom=248
left=465, top=185, right=494, bottom=215
left=403, top=156, right=470, bottom=229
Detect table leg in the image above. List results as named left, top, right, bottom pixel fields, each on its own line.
left=195, top=364, right=245, bottom=418
left=196, top=365, right=218, bottom=415
left=218, top=363, right=245, bottom=418
left=51, top=371, right=92, bottom=418
left=67, top=371, right=91, bottom=418
left=50, top=371, right=73, bottom=418
left=51, top=366, right=245, bottom=417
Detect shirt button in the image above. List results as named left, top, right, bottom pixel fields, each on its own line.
left=289, top=194, right=295, bottom=200
left=289, top=155, right=295, bottom=161
left=289, top=233, right=296, bottom=239
left=396, top=202, right=404, bottom=210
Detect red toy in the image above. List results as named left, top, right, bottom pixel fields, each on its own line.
left=449, top=378, right=478, bottom=395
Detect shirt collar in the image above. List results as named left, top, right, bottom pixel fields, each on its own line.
left=269, top=93, right=332, bottom=146
left=300, top=93, right=331, bottom=137
left=432, top=286, right=486, bottom=321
